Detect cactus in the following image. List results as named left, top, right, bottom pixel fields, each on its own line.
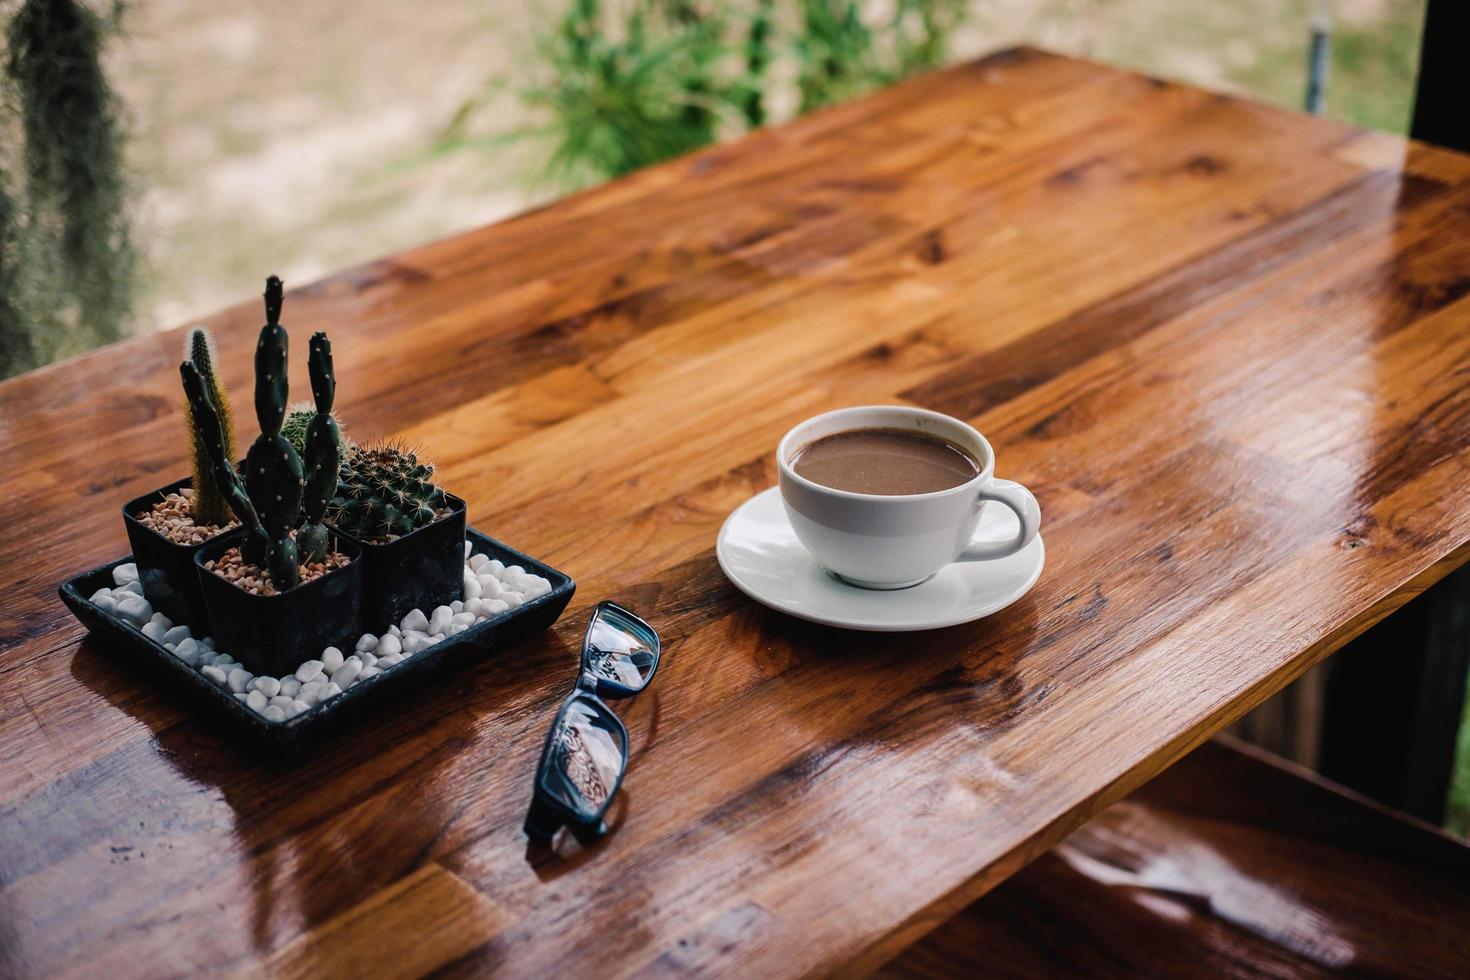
left=179, top=359, right=267, bottom=563
left=297, top=332, right=342, bottom=563
left=281, top=402, right=348, bottom=457
left=329, top=442, right=447, bottom=542
left=243, top=276, right=305, bottom=589
left=182, top=328, right=235, bottom=526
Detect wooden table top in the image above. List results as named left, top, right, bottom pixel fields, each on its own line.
left=4, top=47, right=1470, bottom=978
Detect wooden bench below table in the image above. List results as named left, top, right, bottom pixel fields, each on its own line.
left=881, top=737, right=1470, bottom=978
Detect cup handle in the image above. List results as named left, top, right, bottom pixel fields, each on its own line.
left=958, top=478, right=1041, bottom=561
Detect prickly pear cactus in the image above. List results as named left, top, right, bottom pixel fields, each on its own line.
left=329, top=442, right=447, bottom=542
left=243, top=276, right=305, bottom=589
left=297, top=332, right=342, bottom=563
left=179, top=360, right=264, bottom=555
left=183, top=328, right=235, bottom=526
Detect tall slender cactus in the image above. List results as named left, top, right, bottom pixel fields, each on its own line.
left=297, top=332, right=342, bottom=564
left=183, top=328, right=235, bottom=526
left=244, top=276, right=305, bottom=589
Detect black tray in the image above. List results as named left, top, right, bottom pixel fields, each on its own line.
left=58, top=527, right=575, bottom=748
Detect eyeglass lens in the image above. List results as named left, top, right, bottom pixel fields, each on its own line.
left=542, top=697, right=628, bottom=816
left=586, top=604, right=659, bottom=691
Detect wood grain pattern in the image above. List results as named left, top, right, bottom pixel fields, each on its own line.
left=3, top=47, right=1470, bottom=977
left=880, top=736, right=1470, bottom=978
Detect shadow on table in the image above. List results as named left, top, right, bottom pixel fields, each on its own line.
left=68, top=619, right=580, bottom=962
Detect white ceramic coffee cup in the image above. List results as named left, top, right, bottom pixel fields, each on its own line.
left=776, top=406, right=1041, bottom=589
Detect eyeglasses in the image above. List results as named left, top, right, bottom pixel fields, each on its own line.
left=524, top=600, right=660, bottom=845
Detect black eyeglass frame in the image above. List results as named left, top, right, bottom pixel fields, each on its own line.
left=524, top=600, right=660, bottom=845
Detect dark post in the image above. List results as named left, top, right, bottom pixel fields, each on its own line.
left=1409, top=0, right=1470, bottom=153
left=1319, top=563, right=1470, bottom=825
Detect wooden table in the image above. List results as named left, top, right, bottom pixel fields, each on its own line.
left=3, top=47, right=1470, bottom=977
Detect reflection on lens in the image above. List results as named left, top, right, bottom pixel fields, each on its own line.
left=587, top=604, right=658, bottom=690
left=547, top=699, right=625, bottom=813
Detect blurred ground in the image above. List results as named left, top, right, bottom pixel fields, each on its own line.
left=108, top=0, right=1424, bottom=330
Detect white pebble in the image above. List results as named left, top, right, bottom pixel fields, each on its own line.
left=502, top=592, right=525, bottom=608
left=149, top=612, right=171, bottom=627
left=246, top=690, right=268, bottom=712
left=90, top=587, right=113, bottom=603
left=526, top=578, right=552, bottom=598
left=202, top=665, right=228, bottom=685
left=269, top=695, right=294, bottom=710
left=506, top=564, right=525, bottom=578
left=227, top=668, right=252, bottom=693
left=295, top=660, right=324, bottom=682
left=199, top=637, right=215, bottom=651
left=298, top=681, right=325, bottom=705
left=478, top=575, right=502, bottom=598
left=355, top=634, right=378, bottom=653
left=332, top=660, right=362, bottom=688
left=288, top=699, right=310, bottom=717
left=427, top=633, right=445, bottom=646
left=387, top=625, right=402, bottom=638
left=113, top=580, right=145, bottom=596
left=446, top=623, right=467, bottom=637
left=321, top=647, right=344, bottom=673
left=141, top=621, right=168, bottom=643
left=486, top=559, right=505, bottom=575
left=464, top=597, right=483, bottom=617
left=451, top=611, right=476, bottom=627
left=172, top=638, right=202, bottom=665
left=214, top=654, right=235, bottom=666
left=483, top=599, right=509, bottom=615
left=402, top=608, right=429, bottom=632
left=263, top=705, right=286, bottom=722
left=93, top=595, right=119, bottom=615
left=463, top=575, right=482, bottom=600
left=468, top=553, right=490, bottom=572
left=402, top=634, right=426, bottom=655
left=376, top=653, right=402, bottom=668
left=451, top=599, right=464, bottom=613
left=376, top=634, right=402, bottom=657
left=252, top=676, right=281, bottom=698
left=280, top=676, right=302, bottom=697
left=163, top=625, right=192, bottom=644
left=429, top=606, right=453, bottom=634
left=115, top=595, right=152, bottom=626
left=464, top=541, right=473, bottom=559
left=234, top=692, right=248, bottom=702
left=322, top=682, right=342, bottom=699
left=112, top=563, right=139, bottom=586
left=359, top=666, right=382, bottom=679
left=358, top=651, right=377, bottom=668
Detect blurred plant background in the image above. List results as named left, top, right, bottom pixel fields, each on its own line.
left=0, top=0, right=1431, bottom=375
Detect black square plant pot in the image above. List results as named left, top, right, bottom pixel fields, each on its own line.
left=123, top=475, right=218, bottom=631
left=339, top=492, right=468, bottom=634
left=195, top=529, right=365, bottom=677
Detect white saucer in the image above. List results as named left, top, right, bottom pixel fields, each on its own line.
left=716, top=487, right=1045, bottom=632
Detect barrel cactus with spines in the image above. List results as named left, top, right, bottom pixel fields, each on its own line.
left=182, top=327, right=235, bottom=526
left=180, top=359, right=267, bottom=562
left=243, top=276, right=305, bottom=589
left=297, top=332, right=342, bottom=563
left=281, top=402, right=347, bottom=457
left=329, top=442, right=447, bottom=542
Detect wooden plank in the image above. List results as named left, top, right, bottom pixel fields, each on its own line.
left=878, top=737, right=1470, bottom=978
left=2, top=47, right=1470, bottom=977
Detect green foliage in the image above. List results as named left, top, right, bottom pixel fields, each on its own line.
left=298, top=332, right=342, bottom=564
left=243, top=276, right=305, bottom=588
left=2, top=0, right=137, bottom=377
left=183, top=328, right=236, bottom=526
left=442, top=0, right=967, bottom=189
left=329, top=442, right=447, bottom=543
